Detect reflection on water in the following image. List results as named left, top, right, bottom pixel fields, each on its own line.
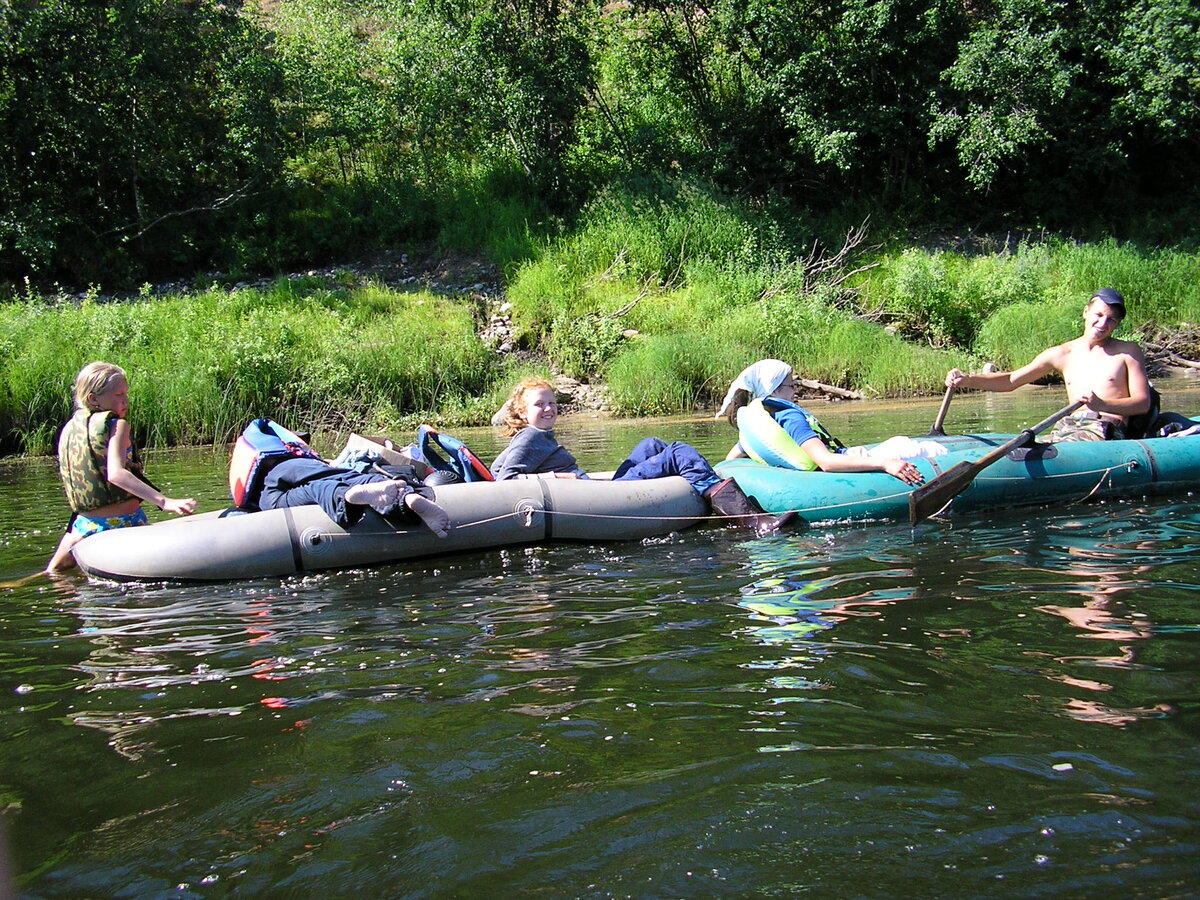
left=736, top=533, right=923, bottom=654
left=3, top=382, right=1200, bottom=897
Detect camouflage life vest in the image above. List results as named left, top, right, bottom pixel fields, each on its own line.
left=57, top=409, right=143, bottom=512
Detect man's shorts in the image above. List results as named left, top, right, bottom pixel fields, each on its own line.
left=70, top=507, right=150, bottom=536
left=1050, top=413, right=1126, bottom=443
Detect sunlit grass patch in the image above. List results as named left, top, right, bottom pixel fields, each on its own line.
left=0, top=282, right=500, bottom=455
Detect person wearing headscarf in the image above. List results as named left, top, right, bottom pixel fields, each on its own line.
left=718, top=359, right=938, bottom=485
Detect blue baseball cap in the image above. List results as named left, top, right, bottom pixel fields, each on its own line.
left=1091, top=287, right=1126, bottom=317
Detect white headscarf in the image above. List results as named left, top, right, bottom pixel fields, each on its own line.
left=716, top=359, right=793, bottom=418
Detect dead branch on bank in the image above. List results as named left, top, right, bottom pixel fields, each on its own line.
left=1144, top=340, right=1200, bottom=371
left=797, top=377, right=863, bottom=400
left=1142, top=324, right=1200, bottom=374
left=799, top=221, right=880, bottom=294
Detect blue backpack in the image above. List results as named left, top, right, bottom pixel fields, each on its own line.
left=229, top=418, right=323, bottom=507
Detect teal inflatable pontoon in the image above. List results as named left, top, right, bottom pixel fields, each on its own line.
left=715, top=432, right=1200, bottom=525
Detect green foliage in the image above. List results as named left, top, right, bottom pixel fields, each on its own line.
left=853, top=245, right=1050, bottom=348
left=719, top=290, right=964, bottom=397
left=972, top=298, right=1082, bottom=371
left=967, top=240, right=1200, bottom=365
left=929, top=0, right=1076, bottom=187
left=0, top=0, right=282, bottom=285
left=5, top=234, right=1200, bottom=449
left=546, top=314, right=627, bottom=380
left=506, top=179, right=785, bottom=345
left=605, top=333, right=744, bottom=416
left=0, top=282, right=498, bottom=455
left=1107, top=0, right=1200, bottom=133
left=4, top=0, right=1200, bottom=291
left=602, top=284, right=965, bottom=417
left=1044, top=240, right=1200, bottom=326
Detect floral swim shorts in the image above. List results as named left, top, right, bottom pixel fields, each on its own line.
left=70, top=507, right=149, bottom=536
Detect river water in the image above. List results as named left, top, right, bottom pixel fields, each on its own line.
left=3, top=382, right=1199, bottom=898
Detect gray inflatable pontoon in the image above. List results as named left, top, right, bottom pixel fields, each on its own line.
left=71, top=476, right=708, bottom=583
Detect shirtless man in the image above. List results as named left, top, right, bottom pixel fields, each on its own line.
left=944, top=288, right=1151, bottom=441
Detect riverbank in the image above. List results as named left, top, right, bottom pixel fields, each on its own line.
left=4, top=238, right=1200, bottom=458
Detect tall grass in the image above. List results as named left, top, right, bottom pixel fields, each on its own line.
left=7, top=188, right=1200, bottom=454
left=852, top=247, right=1050, bottom=348
left=507, top=184, right=1200, bottom=416
left=0, top=281, right=501, bottom=456
left=605, top=333, right=750, bottom=416
left=603, top=291, right=967, bottom=416
left=970, top=241, right=1200, bottom=367
left=506, top=179, right=786, bottom=345
left=855, top=238, right=1200, bottom=366
left=512, top=182, right=973, bottom=414
left=432, top=160, right=546, bottom=274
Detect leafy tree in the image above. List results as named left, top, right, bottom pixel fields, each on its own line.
left=1108, top=0, right=1200, bottom=134
left=928, top=0, right=1077, bottom=188
left=929, top=0, right=1200, bottom=215
left=0, top=0, right=282, bottom=285
left=461, top=0, right=594, bottom=200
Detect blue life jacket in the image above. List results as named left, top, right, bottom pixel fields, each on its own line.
left=229, top=418, right=323, bottom=508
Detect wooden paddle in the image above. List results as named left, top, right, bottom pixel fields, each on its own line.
left=927, top=385, right=955, bottom=436
left=908, top=401, right=1084, bottom=526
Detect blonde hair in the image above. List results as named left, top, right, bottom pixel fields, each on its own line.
left=73, top=361, right=127, bottom=411
left=498, top=376, right=556, bottom=437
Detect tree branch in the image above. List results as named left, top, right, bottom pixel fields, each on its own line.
left=99, top=180, right=259, bottom=240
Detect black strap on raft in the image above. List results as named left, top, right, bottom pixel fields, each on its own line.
left=1125, top=387, right=1161, bottom=440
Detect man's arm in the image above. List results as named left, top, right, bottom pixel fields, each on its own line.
left=946, top=346, right=1063, bottom=393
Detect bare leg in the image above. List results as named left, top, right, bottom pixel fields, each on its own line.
left=405, top=493, right=451, bottom=538
left=344, top=480, right=451, bottom=537
left=46, top=532, right=81, bottom=573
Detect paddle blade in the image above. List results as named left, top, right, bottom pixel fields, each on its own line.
left=908, top=459, right=980, bottom=525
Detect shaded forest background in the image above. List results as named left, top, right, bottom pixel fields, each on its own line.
left=2, top=0, right=1198, bottom=290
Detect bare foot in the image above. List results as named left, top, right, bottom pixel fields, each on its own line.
left=344, top=480, right=403, bottom=513
left=406, top=493, right=451, bottom=538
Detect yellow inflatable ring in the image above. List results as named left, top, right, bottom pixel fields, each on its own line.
left=736, top=399, right=818, bottom=471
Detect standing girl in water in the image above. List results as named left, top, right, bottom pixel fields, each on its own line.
left=47, top=362, right=196, bottom=572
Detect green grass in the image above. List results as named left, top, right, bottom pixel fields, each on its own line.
left=507, top=183, right=973, bottom=414
left=505, top=188, right=1200, bottom=417
left=0, top=281, right=503, bottom=455
left=505, top=179, right=786, bottom=345
left=854, top=238, right=1200, bottom=366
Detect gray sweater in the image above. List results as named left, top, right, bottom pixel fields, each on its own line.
left=490, top=427, right=589, bottom=480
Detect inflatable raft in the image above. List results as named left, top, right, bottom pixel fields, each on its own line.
left=72, top=476, right=708, bottom=583
left=716, top=431, right=1200, bottom=525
